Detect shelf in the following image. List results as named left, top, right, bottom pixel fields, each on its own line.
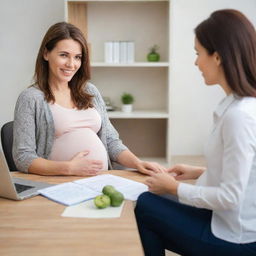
left=68, top=0, right=168, bottom=2
left=91, top=62, right=169, bottom=67
left=107, top=110, right=169, bottom=119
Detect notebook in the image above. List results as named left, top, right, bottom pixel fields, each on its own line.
left=0, top=152, right=52, bottom=200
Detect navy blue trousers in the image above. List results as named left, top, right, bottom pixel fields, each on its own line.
left=135, top=192, right=256, bottom=256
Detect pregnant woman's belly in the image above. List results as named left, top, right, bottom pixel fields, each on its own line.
left=49, top=128, right=108, bottom=171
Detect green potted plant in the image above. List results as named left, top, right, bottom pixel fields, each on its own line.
left=147, top=45, right=160, bottom=62
left=121, top=93, right=134, bottom=113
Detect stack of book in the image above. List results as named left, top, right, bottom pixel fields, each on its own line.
left=104, top=41, right=135, bottom=64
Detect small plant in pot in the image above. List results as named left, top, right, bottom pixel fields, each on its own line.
left=121, top=93, right=134, bottom=113
left=147, top=45, right=160, bottom=62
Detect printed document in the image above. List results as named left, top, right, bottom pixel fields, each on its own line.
left=39, top=182, right=99, bottom=206
left=39, top=174, right=148, bottom=206
left=74, top=174, right=148, bottom=201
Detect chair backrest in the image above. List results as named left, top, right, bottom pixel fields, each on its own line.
left=1, top=121, right=17, bottom=171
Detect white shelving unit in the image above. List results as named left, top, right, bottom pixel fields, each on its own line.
left=91, top=62, right=169, bottom=67
left=65, top=0, right=171, bottom=165
left=108, top=110, right=169, bottom=119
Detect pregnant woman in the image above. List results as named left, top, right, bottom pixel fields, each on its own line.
left=13, top=22, right=166, bottom=176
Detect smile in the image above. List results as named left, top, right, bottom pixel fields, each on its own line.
left=60, top=69, right=75, bottom=75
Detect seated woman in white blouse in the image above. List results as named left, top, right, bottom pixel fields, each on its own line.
left=135, top=9, right=256, bottom=256
left=13, top=22, right=166, bottom=176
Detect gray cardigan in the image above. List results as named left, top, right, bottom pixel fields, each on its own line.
left=13, top=83, right=127, bottom=173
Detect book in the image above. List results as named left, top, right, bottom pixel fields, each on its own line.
left=104, top=41, right=113, bottom=63
left=127, top=41, right=135, bottom=63
left=39, top=174, right=148, bottom=206
left=119, top=41, right=127, bottom=63
left=113, top=41, right=120, bottom=63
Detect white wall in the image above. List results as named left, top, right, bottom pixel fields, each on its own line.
left=1, top=0, right=256, bottom=156
left=170, top=0, right=256, bottom=155
left=0, top=0, right=64, bottom=130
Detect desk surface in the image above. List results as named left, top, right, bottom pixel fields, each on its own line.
left=0, top=171, right=146, bottom=256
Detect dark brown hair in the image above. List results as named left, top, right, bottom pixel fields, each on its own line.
left=34, top=22, right=93, bottom=109
left=195, top=9, right=256, bottom=97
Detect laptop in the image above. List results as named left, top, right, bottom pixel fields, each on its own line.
left=0, top=152, right=52, bottom=200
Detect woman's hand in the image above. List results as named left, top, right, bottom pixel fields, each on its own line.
left=136, top=161, right=167, bottom=175
left=69, top=151, right=104, bottom=176
left=116, top=150, right=166, bottom=175
left=167, top=164, right=205, bottom=180
left=146, top=172, right=179, bottom=195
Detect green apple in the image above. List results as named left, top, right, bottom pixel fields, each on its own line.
left=94, top=195, right=111, bottom=209
left=110, top=191, right=124, bottom=207
left=102, top=185, right=116, bottom=197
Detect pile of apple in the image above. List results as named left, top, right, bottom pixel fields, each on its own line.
left=94, top=185, right=124, bottom=209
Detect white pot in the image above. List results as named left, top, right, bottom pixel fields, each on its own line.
left=122, top=104, right=133, bottom=113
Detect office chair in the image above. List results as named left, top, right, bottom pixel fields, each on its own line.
left=1, top=121, right=17, bottom=171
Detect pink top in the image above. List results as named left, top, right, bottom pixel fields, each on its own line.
left=48, top=103, right=108, bottom=171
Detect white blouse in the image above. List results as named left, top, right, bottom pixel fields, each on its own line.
left=178, top=94, right=256, bottom=243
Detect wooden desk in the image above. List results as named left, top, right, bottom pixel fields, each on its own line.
left=0, top=171, right=146, bottom=256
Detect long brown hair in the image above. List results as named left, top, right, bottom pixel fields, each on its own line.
left=195, top=9, right=256, bottom=97
left=34, top=22, right=93, bottom=109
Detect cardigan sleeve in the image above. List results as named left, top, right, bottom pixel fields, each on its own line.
left=12, top=89, right=40, bottom=173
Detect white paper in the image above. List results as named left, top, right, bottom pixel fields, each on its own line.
left=39, top=182, right=100, bottom=206
left=62, top=199, right=124, bottom=218
left=74, top=174, right=148, bottom=201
